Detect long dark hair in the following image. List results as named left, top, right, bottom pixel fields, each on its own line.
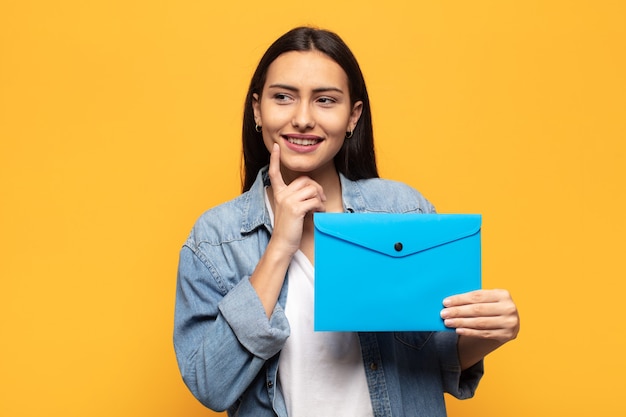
left=241, top=27, right=378, bottom=192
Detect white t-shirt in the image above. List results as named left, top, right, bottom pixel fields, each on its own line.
left=265, top=189, right=374, bottom=417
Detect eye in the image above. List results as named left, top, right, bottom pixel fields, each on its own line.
left=316, top=96, right=337, bottom=106
left=273, top=93, right=293, bottom=103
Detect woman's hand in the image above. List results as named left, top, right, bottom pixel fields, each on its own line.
left=267, top=143, right=326, bottom=256
left=249, top=144, right=327, bottom=317
left=441, top=289, right=519, bottom=342
left=441, top=289, right=520, bottom=369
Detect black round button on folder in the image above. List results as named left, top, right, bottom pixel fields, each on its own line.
left=394, top=242, right=403, bottom=252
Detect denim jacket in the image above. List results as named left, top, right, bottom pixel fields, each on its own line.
left=174, top=167, right=484, bottom=417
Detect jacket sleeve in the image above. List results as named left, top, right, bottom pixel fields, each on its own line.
left=173, top=244, right=290, bottom=411
left=433, top=332, right=484, bottom=399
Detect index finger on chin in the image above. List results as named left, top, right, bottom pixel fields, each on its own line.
left=268, top=143, right=286, bottom=190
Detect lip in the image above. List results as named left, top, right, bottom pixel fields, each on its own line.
left=282, top=134, right=324, bottom=153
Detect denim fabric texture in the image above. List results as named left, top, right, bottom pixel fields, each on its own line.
left=174, top=167, right=484, bottom=416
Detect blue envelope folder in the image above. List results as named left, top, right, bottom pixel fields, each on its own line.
left=314, top=213, right=482, bottom=331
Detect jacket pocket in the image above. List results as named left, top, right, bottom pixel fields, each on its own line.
left=394, top=331, right=434, bottom=350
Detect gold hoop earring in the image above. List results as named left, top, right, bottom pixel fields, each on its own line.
left=345, top=129, right=354, bottom=139
left=255, top=123, right=262, bottom=133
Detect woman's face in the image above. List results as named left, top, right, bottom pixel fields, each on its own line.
left=252, top=50, right=362, bottom=183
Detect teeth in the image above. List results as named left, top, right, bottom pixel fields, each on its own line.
left=288, top=137, right=319, bottom=146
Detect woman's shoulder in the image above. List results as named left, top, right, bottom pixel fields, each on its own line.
left=346, top=176, right=436, bottom=214
left=197, top=193, right=246, bottom=221
left=185, top=190, right=263, bottom=247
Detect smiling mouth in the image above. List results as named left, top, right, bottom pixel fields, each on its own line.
left=285, top=136, right=322, bottom=146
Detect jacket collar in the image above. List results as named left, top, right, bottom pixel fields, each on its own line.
left=240, top=168, right=272, bottom=234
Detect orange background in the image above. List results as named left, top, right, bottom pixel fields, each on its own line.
left=1, top=1, right=625, bottom=416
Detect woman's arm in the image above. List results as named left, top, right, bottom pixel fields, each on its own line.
left=250, top=143, right=326, bottom=317
left=440, top=289, right=520, bottom=370
left=174, top=246, right=290, bottom=411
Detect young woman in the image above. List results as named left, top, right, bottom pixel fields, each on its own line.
left=174, top=27, right=519, bottom=417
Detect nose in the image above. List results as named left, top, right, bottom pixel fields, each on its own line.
left=291, top=101, right=315, bottom=130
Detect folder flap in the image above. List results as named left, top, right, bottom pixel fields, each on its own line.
left=313, top=213, right=481, bottom=258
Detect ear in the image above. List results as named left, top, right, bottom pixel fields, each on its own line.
left=252, top=93, right=261, bottom=124
left=349, top=100, right=363, bottom=131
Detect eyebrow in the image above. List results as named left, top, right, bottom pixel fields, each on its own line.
left=267, top=83, right=345, bottom=94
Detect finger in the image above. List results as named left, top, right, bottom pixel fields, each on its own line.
left=442, top=296, right=518, bottom=320
left=441, top=303, right=500, bottom=321
left=268, top=143, right=286, bottom=191
left=449, top=319, right=520, bottom=342
left=288, top=176, right=327, bottom=203
left=453, top=327, right=512, bottom=342
left=275, top=184, right=327, bottom=217
left=443, top=315, right=509, bottom=330
left=443, top=289, right=509, bottom=307
left=297, top=197, right=327, bottom=215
